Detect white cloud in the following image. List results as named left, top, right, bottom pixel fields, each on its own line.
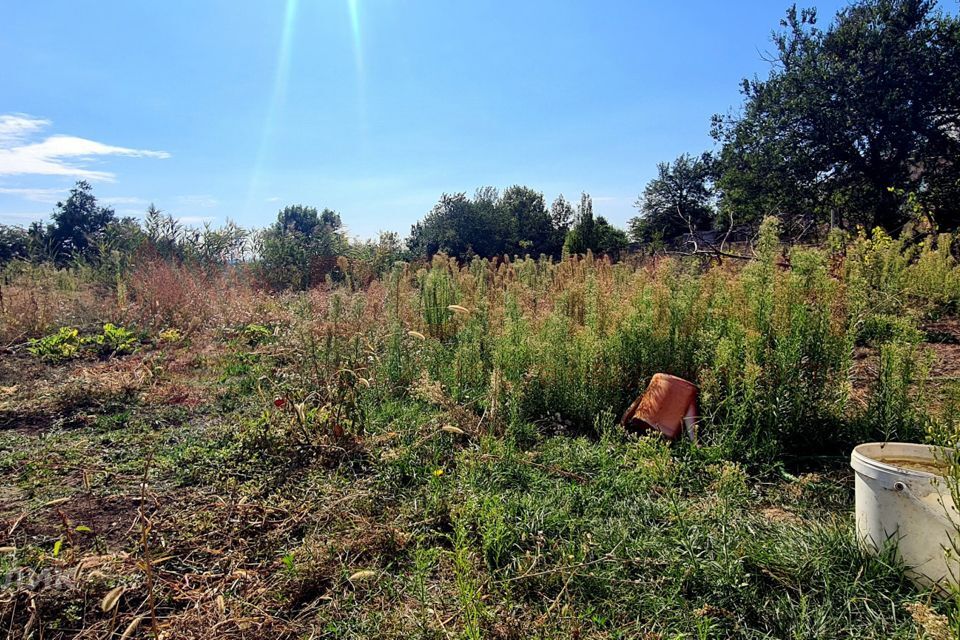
left=0, top=114, right=169, bottom=181
left=0, top=114, right=50, bottom=145
left=177, top=215, right=215, bottom=225
left=175, top=194, right=218, bottom=209
left=101, top=196, right=148, bottom=206
left=0, top=186, right=66, bottom=203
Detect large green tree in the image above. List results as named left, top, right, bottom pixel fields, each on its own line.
left=408, top=192, right=485, bottom=259
left=40, top=181, right=118, bottom=265
left=550, top=194, right=575, bottom=249
left=713, top=0, right=960, bottom=233
left=498, top=185, right=557, bottom=255
left=629, top=153, right=715, bottom=242
left=258, top=204, right=347, bottom=289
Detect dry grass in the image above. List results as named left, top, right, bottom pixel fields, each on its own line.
left=122, top=260, right=292, bottom=343
left=0, top=266, right=114, bottom=346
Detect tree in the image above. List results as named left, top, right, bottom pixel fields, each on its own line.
left=408, top=186, right=569, bottom=261
left=629, top=153, right=715, bottom=242
left=564, top=193, right=629, bottom=257
left=564, top=193, right=596, bottom=255
left=407, top=192, right=483, bottom=260
left=713, top=0, right=960, bottom=233
left=43, top=181, right=117, bottom=265
left=550, top=194, right=575, bottom=250
left=258, top=204, right=347, bottom=289
left=0, top=225, right=29, bottom=265
left=498, top=185, right=555, bottom=255
left=592, top=216, right=629, bottom=257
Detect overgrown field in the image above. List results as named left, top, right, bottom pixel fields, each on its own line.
left=2, top=223, right=960, bottom=639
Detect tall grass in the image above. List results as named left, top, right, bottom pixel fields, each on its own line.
left=364, top=219, right=960, bottom=461
left=0, top=261, right=114, bottom=344
left=10, top=219, right=958, bottom=462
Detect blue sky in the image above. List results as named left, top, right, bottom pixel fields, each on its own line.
left=0, top=0, right=848, bottom=239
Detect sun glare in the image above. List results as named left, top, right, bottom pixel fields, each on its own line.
left=246, top=0, right=300, bottom=211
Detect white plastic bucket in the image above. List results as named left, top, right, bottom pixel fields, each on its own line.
left=851, top=442, right=960, bottom=591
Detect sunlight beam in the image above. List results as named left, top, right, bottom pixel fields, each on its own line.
left=246, top=0, right=300, bottom=215
left=348, top=0, right=363, bottom=74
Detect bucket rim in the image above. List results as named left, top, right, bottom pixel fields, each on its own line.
left=851, top=442, right=955, bottom=480
left=650, top=373, right=699, bottom=390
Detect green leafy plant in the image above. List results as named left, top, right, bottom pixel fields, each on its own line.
left=88, top=323, right=138, bottom=358
left=158, top=327, right=183, bottom=343
left=27, top=327, right=83, bottom=362
left=240, top=323, right=273, bottom=346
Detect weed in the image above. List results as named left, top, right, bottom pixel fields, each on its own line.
left=26, top=323, right=140, bottom=362
left=26, top=326, right=83, bottom=362
left=88, top=323, right=139, bottom=358
left=158, top=327, right=183, bottom=343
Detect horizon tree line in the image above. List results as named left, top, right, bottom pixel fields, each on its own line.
left=2, top=0, right=957, bottom=279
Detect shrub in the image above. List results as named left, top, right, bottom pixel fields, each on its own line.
left=857, top=313, right=924, bottom=346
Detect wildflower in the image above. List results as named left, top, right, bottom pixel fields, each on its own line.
left=432, top=469, right=444, bottom=477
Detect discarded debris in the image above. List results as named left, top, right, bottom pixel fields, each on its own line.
left=621, top=373, right=698, bottom=441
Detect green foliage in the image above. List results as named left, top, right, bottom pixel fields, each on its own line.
left=142, top=204, right=249, bottom=265
left=860, top=341, right=929, bottom=442
left=419, top=258, right=458, bottom=340
left=238, top=323, right=274, bottom=347
left=26, top=324, right=139, bottom=362
left=712, top=0, right=960, bottom=233
left=87, top=323, right=139, bottom=358
left=7, top=225, right=960, bottom=638
left=857, top=313, right=924, bottom=346
left=408, top=185, right=573, bottom=261
left=694, top=218, right=853, bottom=459
left=563, top=193, right=629, bottom=257
left=629, top=152, right=716, bottom=242
left=27, top=326, right=83, bottom=362
left=452, top=522, right=487, bottom=640
left=4, top=185, right=251, bottom=282
left=158, top=327, right=183, bottom=343
left=387, top=219, right=960, bottom=463
left=37, top=181, right=118, bottom=266
left=256, top=204, right=347, bottom=290
left=441, top=433, right=933, bottom=638
left=847, top=227, right=960, bottom=319
left=348, top=231, right=407, bottom=281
